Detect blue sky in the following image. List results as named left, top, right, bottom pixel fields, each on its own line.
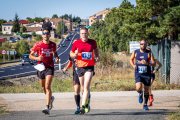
left=1, top=0, right=136, bottom=20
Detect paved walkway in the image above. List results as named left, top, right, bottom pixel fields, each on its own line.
left=0, top=90, right=180, bottom=111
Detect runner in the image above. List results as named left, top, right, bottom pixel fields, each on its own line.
left=149, top=58, right=162, bottom=106
left=29, top=27, right=60, bottom=115
left=70, top=27, right=99, bottom=114
left=130, top=39, right=155, bottom=111
left=62, top=56, right=81, bottom=114
left=146, top=48, right=162, bottom=106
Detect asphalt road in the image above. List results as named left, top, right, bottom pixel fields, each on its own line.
left=0, top=32, right=80, bottom=80
left=0, top=90, right=180, bottom=120
left=0, top=109, right=171, bottom=120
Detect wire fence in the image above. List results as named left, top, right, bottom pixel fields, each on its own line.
left=150, top=39, right=180, bottom=84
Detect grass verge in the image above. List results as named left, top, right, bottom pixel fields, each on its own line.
left=168, top=110, right=180, bottom=120
left=0, top=106, right=8, bottom=115
left=0, top=76, right=180, bottom=93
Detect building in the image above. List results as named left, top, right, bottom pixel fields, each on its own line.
left=89, top=9, right=110, bottom=26
left=81, top=19, right=89, bottom=26
left=26, top=22, right=43, bottom=35
left=2, top=20, right=29, bottom=35
left=50, top=18, right=72, bottom=32
left=2, top=22, right=13, bottom=34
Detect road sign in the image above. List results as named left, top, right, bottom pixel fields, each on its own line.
left=1, top=50, right=6, bottom=54
left=6, top=51, right=17, bottom=55
left=129, top=41, right=140, bottom=53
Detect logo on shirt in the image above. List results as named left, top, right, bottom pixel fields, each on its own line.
left=140, top=56, right=144, bottom=59
left=41, top=48, right=52, bottom=57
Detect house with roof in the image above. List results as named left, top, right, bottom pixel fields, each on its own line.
left=25, top=22, right=43, bottom=35
left=50, top=18, right=72, bottom=31
left=2, top=20, right=29, bottom=35
left=89, top=9, right=110, bottom=26
left=2, top=22, right=13, bottom=34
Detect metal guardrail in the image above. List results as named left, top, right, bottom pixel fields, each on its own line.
left=0, top=60, right=20, bottom=65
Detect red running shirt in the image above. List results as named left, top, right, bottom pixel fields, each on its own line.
left=31, top=40, right=56, bottom=68
left=71, top=39, right=97, bottom=67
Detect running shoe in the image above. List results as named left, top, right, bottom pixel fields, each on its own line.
left=149, top=94, right=154, bottom=102
left=149, top=102, right=153, bottom=107
left=143, top=105, right=149, bottom=111
left=74, top=107, right=81, bottom=114
left=80, top=106, right=85, bottom=114
left=84, top=105, right=90, bottom=113
left=49, top=96, right=55, bottom=110
left=138, top=93, right=143, bottom=104
left=149, top=94, right=154, bottom=106
left=42, top=108, right=50, bottom=115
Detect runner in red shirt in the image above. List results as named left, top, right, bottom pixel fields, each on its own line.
left=29, top=28, right=59, bottom=115
left=70, top=27, right=99, bottom=114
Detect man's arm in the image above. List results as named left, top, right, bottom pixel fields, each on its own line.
left=94, top=48, right=99, bottom=62
left=70, top=49, right=78, bottom=59
left=153, top=59, right=162, bottom=73
left=62, top=60, right=72, bottom=72
left=53, top=51, right=60, bottom=64
left=29, top=51, right=43, bottom=61
left=130, top=51, right=136, bottom=69
left=150, top=52, right=155, bottom=66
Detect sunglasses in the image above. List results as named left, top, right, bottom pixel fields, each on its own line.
left=42, top=32, right=50, bottom=35
left=140, top=43, right=146, bottom=45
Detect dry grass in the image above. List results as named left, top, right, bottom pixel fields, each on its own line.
left=168, top=110, right=180, bottom=120
left=0, top=52, right=179, bottom=93
left=0, top=106, right=8, bottom=115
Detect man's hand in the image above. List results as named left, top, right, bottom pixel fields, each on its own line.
left=141, top=60, right=147, bottom=65
left=55, top=57, right=60, bottom=64
left=36, top=55, right=43, bottom=61
left=133, top=64, right=136, bottom=69
left=95, top=57, right=99, bottom=62
left=62, top=68, right=67, bottom=73
left=74, top=49, right=78, bottom=58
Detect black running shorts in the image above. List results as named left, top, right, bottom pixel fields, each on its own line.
left=37, top=67, right=54, bottom=80
left=76, top=66, right=94, bottom=77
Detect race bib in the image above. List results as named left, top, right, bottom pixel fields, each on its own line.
left=138, top=66, right=147, bottom=73
left=82, top=52, right=92, bottom=60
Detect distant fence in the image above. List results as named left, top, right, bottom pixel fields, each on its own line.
left=150, top=39, right=180, bottom=84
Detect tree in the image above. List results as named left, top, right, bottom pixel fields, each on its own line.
left=0, top=19, right=7, bottom=32
left=20, top=26, right=27, bottom=33
left=56, top=22, right=68, bottom=38
left=26, top=17, right=34, bottom=23
left=15, top=40, right=30, bottom=56
left=32, top=32, right=36, bottom=37
left=12, top=13, right=20, bottom=33
left=52, top=14, right=58, bottom=18
left=72, top=16, right=81, bottom=24
left=60, top=14, right=70, bottom=20
left=33, top=17, right=43, bottom=22
left=89, top=0, right=180, bottom=52
left=0, top=41, right=12, bottom=50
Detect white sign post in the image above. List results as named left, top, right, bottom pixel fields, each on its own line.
left=2, top=50, right=6, bottom=62
left=59, top=62, right=61, bottom=70
left=129, top=41, right=140, bottom=53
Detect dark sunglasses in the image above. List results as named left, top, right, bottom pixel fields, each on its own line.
left=42, top=32, right=50, bottom=35
left=140, top=43, right=146, bottom=45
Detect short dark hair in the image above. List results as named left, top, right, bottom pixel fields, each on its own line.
left=80, top=27, right=88, bottom=31
left=42, top=20, right=52, bottom=32
left=42, top=27, right=50, bottom=33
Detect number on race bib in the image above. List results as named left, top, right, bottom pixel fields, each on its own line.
left=82, top=52, right=92, bottom=60
left=138, top=66, right=147, bottom=73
